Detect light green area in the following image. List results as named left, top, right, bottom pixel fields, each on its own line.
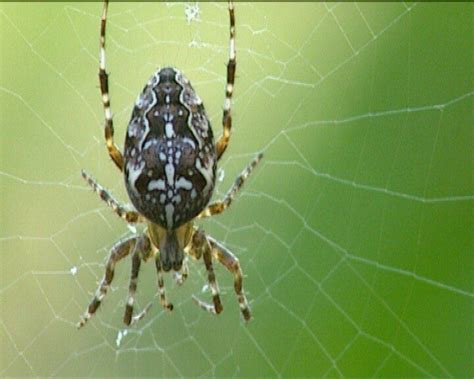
left=1, top=2, right=473, bottom=377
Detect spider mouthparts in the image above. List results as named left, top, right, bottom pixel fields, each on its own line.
left=159, top=230, right=183, bottom=272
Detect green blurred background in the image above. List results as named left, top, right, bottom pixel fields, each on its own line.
left=1, top=2, right=472, bottom=377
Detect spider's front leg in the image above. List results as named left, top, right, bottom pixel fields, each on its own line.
left=208, top=235, right=252, bottom=321
left=123, top=245, right=176, bottom=326
left=155, top=256, right=174, bottom=311
left=189, top=229, right=252, bottom=321
left=77, top=234, right=150, bottom=329
left=123, top=236, right=151, bottom=326
left=188, top=229, right=223, bottom=315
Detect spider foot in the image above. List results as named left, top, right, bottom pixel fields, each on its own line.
left=76, top=312, right=91, bottom=329
left=161, top=301, right=174, bottom=311
left=240, top=304, right=252, bottom=322
left=157, top=291, right=174, bottom=312
left=192, top=295, right=223, bottom=315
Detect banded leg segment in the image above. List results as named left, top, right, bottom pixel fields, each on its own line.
left=155, top=258, right=174, bottom=311
left=123, top=243, right=153, bottom=326
left=216, top=1, right=236, bottom=161
left=123, top=250, right=142, bottom=325
left=208, top=235, right=251, bottom=321
left=199, top=152, right=263, bottom=218
left=191, top=229, right=223, bottom=314
left=99, top=0, right=124, bottom=171
left=82, top=170, right=143, bottom=223
left=77, top=235, right=147, bottom=328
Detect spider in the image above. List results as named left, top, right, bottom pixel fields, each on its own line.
left=77, top=0, right=263, bottom=328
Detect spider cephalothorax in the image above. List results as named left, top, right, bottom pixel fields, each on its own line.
left=78, top=0, right=262, bottom=329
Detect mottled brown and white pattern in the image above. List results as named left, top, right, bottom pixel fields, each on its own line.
left=124, top=67, right=216, bottom=231
left=78, top=0, right=263, bottom=329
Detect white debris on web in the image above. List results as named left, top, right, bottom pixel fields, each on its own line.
left=184, top=3, right=200, bottom=24
left=201, top=283, right=209, bottom=293
left=69, top=266, right=77, bottom=276
left=188, top=38, right=198, bottom=48
left=217, top=168, right=225, bottom=182
left=116, top=329, right=128, bottom=347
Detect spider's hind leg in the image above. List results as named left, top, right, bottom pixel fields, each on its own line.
left=99, top=0, right=124, bottom=171
left=215, top=1, right=236, bottom=161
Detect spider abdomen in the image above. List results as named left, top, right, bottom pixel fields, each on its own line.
left=124, top=67, right=216, bottom=230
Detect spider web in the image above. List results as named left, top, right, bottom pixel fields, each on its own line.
left=1, top=2, right=472, bottom=377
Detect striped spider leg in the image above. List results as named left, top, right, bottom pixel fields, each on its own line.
left=77, top=173, right=172, bottom=328
left=99, top=0, right=124, bottom=171
left=81, top=170, right=143, bottom=223
left=216, top=0, right=237, bottom=161
left=77, top=234, right=149, bottom=329
left=188, top=228, right=251, bottom=321
left=199, top=152, right=263, bottom=219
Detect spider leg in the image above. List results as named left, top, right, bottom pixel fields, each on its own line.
left=82, top=170, right=144, bottom=223
left=125, top=238, right=178, bottom=325
left=99, top=0, right=124, bottom=171
left=77, top=235, right=147, bottom=329
left=215, top=1, right=236, bottom=161
left=173, top=256, right=189, bottom=286
left=194, top=233, right=252, bottom=321
left=155, top=257, right=174, bottom=311
left=199, top=152, right=263, bottom=218
left=190, top=229, right=223, bottom=315
left=126, top=250, right=175, bottom=324
left=123, top=240, right=147, bottom=326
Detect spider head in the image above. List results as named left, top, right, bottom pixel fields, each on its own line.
left=159, top=230, right=182, bottom=271
left=147, top=222, right=193, bottom=271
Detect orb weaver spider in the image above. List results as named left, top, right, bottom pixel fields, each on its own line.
left=77, top=0, right=263, bottom=328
